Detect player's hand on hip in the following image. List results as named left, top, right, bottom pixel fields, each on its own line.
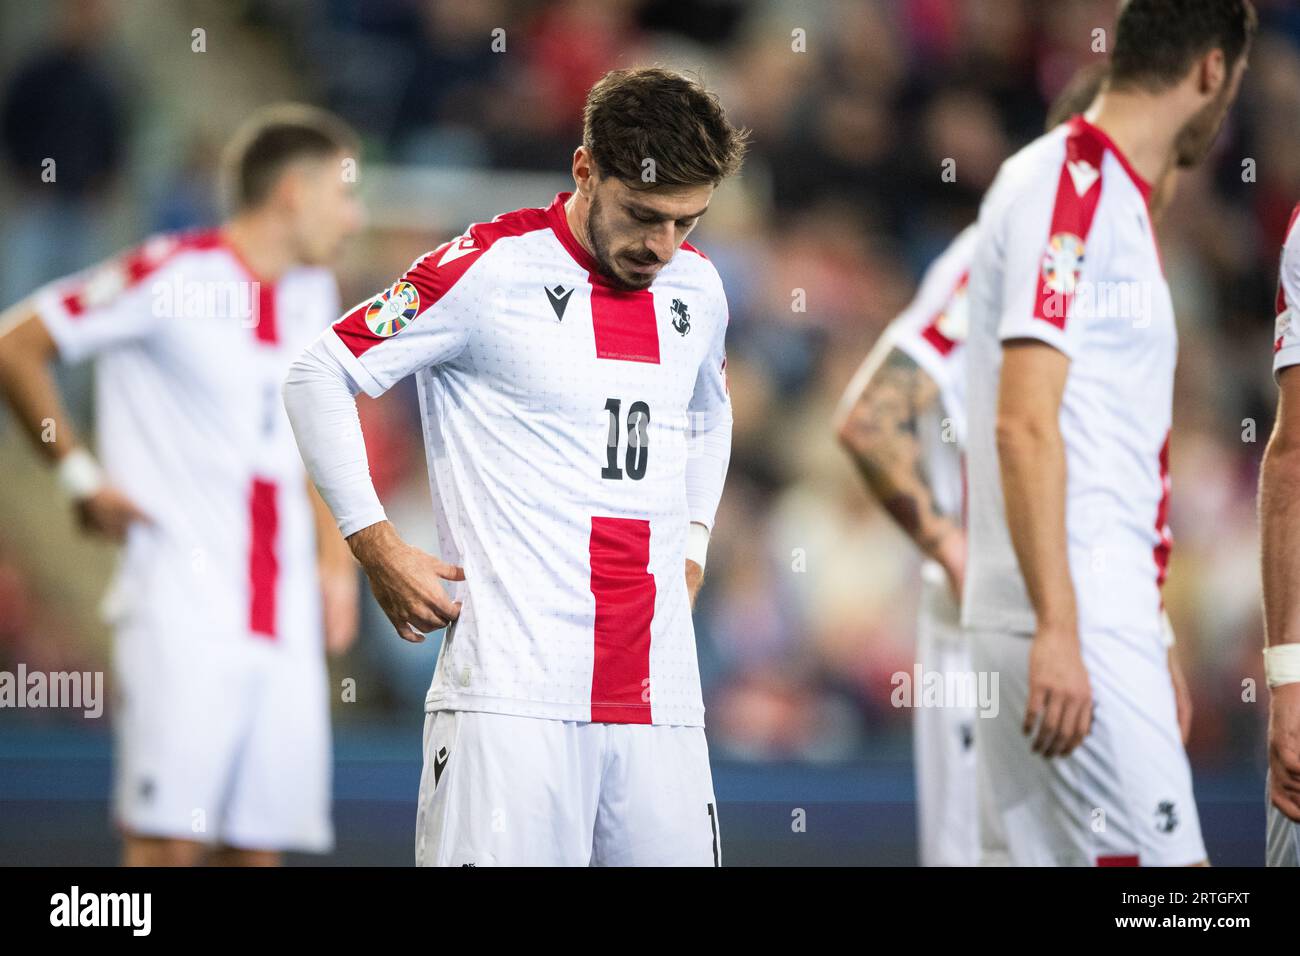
left=75, top=486, right=150, bottom=542
left=347, top=521, right=464, bottom=643
left=1268, top=682, right=1300, bottom=822
left=1024, top=623, right=1093, bottom=759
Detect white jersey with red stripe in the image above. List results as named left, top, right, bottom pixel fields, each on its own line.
left=34, top=230, right=337, bottom=653
left=323, top=192, right=731, bottom=727
left=886, top=224, right=977, bottom=523
left=963, top=116, right=1176, bottom=637
left=1272, top=202, right=1300, bottom=378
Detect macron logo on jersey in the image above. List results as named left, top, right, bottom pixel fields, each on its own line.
left=438, top=236, right=479, bottom=267
left=1067, top=159, right=1100, bottom=197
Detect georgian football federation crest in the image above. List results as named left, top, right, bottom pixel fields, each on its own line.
left=670, top=298, right=691, bottom=336
left=364, top=281, right=420, bottom=337
left=1041, top=232, right=1086, bottom=295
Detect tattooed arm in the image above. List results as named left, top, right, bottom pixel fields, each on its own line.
left=835, top=341, right=965, bottom=599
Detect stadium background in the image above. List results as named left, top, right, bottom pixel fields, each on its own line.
left=1, top=0, right=1297, bottom=865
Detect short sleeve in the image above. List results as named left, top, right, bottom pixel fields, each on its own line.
left=996, top=143, right=1109, bottom=362
left=33, top=237, right=178, bottom=364
left=324, top=233, right=489, bottom=398
left=1273, top=204, right=1300, bottom=380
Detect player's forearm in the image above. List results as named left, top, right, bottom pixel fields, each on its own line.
left=838, top=410, right=956, bottom=560
left=837, top=348, right=957, bottom=558
left=997, top=412, right=1077, bottom=631
left=844, top=438, right=960, bottom=558
left=282, top=336, right=388, bottom=540
left=0, top=304, right=83, bottom=464
left=1260, top=431, right=1300, bottom=647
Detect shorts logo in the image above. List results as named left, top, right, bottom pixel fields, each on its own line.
left=1154, top=799, right=1178, bottom=834
left=1041, top=232, right=1086, bottom=295
left=433, top=745, right=449, bottom=787
left=364, top=281, right=420, bottom=337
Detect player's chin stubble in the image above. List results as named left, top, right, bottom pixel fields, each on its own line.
left=587, top=195, right=654, bottom=292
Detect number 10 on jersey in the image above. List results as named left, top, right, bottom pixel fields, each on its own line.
left=603, top=397, right=650, bottom=480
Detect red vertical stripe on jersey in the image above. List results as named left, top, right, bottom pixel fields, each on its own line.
left=1096, top=855, right=1140, bottom=867
left=1153, top=431, right=1172, bottom=591
left=254, top=280, right=278, bottom=344
left=1034, top=120, right=1107, bottom=330
left=589, top=516, right=655, bottom=724
left=590, top=284, right=661, bottom=364
left=248, top=478, right=279, bottom=639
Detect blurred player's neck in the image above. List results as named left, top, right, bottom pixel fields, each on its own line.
left=222, top=212, right=299, bottom=284
left=1085, top=91, right=1182, bottom=194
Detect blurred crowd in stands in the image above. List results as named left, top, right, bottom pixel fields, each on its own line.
left=3, top=0, right=1300, bottom=767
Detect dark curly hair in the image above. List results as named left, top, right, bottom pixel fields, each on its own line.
left=1110, top=0, right=1257, bottom=92
left=582, top=68, right=749, bottom=188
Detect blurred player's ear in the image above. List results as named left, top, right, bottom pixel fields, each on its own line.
left=1197, top=46, right=1227, bottom=98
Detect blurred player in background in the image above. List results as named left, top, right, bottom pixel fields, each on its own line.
left=834, top=65, right=1186, bottom=867
left=0, top=104, right=363, bottom=865
left=962, top=0, right=1254, bottom=866
left=1260, top=200, right=1300, bottom=866
left=284, top=68, right=744, bottom=866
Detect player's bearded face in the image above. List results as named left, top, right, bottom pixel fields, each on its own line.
left=1174, top=57, right=1247, bottom=169
left=585, top=180, right=713, bottom=291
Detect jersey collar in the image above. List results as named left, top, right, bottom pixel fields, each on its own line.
left=1067, top=115, right=1153, bottom=206
left=546, top=191, right=615, bottom=284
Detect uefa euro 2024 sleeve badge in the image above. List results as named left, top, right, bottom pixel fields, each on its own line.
left=1041, top=233, right=1086, bottom=296
left=365, top=281, right=420, bottom=337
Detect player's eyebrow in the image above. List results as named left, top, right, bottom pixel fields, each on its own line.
left=625, top=201, right=710, bottom=223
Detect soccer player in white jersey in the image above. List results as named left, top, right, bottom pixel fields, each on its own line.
left=283, top=69, right=746, bottom=866
left=1260, top=201, right=1300, bottom=866
left=0, top=105, right=363, bottom=865
left=962, top=0, right=1254, bottom=866
left=835, top=68, right=1125, bottom=867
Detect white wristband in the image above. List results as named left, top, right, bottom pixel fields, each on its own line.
left=685, top=521, right=711, bottom=570
left=56, top=447, right=105, bottom=500
left=1265, top=644, right=1300, bottom=689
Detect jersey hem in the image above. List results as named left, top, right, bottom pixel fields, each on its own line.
left=323, top=326, right=387, bottom=398
left=1274, top=344, right=1300, bottom=383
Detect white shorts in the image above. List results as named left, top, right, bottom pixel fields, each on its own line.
left=913, top=572, right=979, bottom=866
left=968, top=627, right=1205, bottom=867
left=111, top=627, right=332, bottom=853
left=1266, top=786, right=1300, bottom=866
left=415, top=710, right=720, bottom=866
